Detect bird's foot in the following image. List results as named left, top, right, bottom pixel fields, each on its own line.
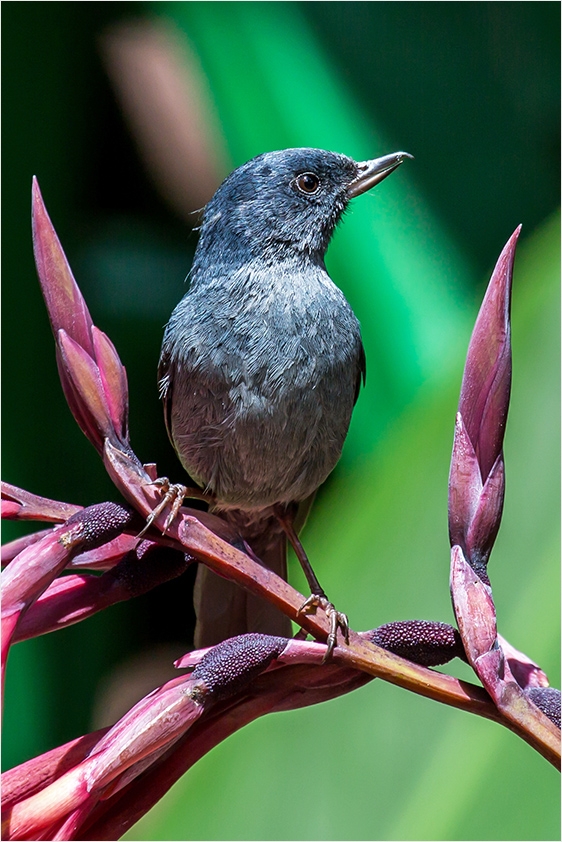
left=298, top=592, right=349, bottom=662
left=139, top=477, right=209, bottom=536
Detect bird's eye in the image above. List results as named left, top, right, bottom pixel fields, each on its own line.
left=294, top=172, right=321, bottom=194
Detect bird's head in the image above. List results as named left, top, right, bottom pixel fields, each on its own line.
left=195, top=148, right=412, bottom=264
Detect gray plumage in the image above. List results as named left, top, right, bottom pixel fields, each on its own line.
left=158, top=147, right=409, bottom=646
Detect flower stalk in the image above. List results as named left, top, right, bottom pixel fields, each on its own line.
left=448, top=227, right=560, bottom=742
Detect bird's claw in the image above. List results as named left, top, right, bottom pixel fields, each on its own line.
left=298, top=593, right=349, bottom=661
left=138, top=478, right=189, bottom=537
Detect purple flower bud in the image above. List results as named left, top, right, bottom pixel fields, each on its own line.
left=464, top=452, right=504, bottom=575
left=448, top=412, right=483, bottom=553
left=450, top=483, right=557, bottom=725
left=32, top=180, right=131, bottom=454
left=63, top=502, right=138, bottom=549
left=2, top=635, right=294, bottom=839
left=369, top=620, right=466, bottom=667
left=92, top=327, right=129, bottom=442
left=14, top=543, right=190, bottom=643
left=458, top=226, right=520, bottom=480
left=31, top=178, right=95, bottom=357
left=57, top=330, right=113, bottom=450
left=191, top=633, right=288, bottom=701
left=450, top=544, right=497, bottom=666
left=2, top=673, right=205, bottom=840
left=448, top=228, right=520, bottom=574
left=1, top=503, right=138, bottom=679
left=2, top=526, right=76, bottom=679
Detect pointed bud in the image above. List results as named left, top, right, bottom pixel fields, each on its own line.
left=1, top=503, right=137, bottom=679
left=31, top=179, right=131, bottom=453
left=92, top=327, right=129, bottom=442
left=465, top=452, right=505, bottom=570
left=450, top=544, right=497, bottom=666
left=458, top=226, right=520, bottom=479
left=31, top=178, right=94, bottom=355
left=57, top=329, right=113, bottom=449
left=449, top=228, right=519, bottom=575
left=448, top=412, right=482, bottom=550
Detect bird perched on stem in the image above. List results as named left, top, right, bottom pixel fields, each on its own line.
left=157, top=147, right=412, bottom=654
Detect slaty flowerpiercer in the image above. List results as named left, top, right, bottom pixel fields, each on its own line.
left=158, top=147, right=411, bottom=653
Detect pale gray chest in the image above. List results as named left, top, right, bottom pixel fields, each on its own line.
left=160, top=262, right=363, bottom=508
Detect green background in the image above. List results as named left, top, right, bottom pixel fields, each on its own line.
left=2, top=3, right=560, bottom=839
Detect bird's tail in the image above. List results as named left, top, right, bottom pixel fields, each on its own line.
left=193, top=512, right=293, bottom=649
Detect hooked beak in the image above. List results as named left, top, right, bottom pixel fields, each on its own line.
left=347, top=151, right=413, bottom=198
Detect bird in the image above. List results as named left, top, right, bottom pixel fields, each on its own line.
left=157, top=147, right=411, bottom=653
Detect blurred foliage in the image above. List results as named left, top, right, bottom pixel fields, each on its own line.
left=156, top=1, right=476, bottom=463
left=2, top=2, right=560, bottom=839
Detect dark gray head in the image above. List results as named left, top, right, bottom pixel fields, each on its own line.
left=194, top=148, right=412, bottom=266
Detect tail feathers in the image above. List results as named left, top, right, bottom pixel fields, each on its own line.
left=193, top=528, right=292, bottom=649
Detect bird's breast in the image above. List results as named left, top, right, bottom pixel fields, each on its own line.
left=162, top=264, right=363, bottom=509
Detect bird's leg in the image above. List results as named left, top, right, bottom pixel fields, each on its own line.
left=275, top=509, right=349, bottom=661
left=139, top=477, right=212, bottom=536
